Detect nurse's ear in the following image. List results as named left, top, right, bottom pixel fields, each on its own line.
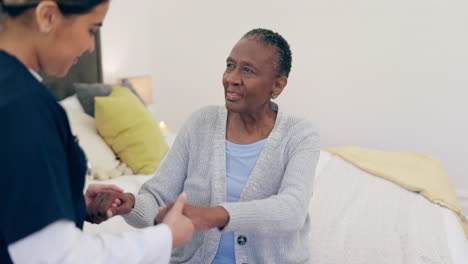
left=34, top=1, right=62, bottom=34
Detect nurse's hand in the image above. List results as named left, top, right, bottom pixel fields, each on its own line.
left=162, top=193, right=195, bottom=248
left=86, top=190, right=135, bottom=224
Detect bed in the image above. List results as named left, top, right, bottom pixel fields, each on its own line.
left=56, top=91, right=468, bottom=263
left=45, top=37, right=468, bottom=263
left=79, top=148, right=467, bottom=264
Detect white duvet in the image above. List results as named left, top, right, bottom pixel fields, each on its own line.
left=84, top=151, right=468, bottom=263
left=310, top=152, right=468, bottom=264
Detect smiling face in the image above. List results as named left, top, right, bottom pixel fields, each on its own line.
left=222, top=39, right=281, bottom=114
left=37, top=1, right=110, bottom=77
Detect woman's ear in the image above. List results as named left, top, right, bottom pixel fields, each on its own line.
left=271, top=76, right=288, bottom=99
left=35, top=1, right=61, bottom=34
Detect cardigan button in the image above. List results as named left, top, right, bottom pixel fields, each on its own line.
left=237, top=235, right=247, bottom=245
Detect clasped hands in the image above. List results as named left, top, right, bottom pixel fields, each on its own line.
left=85, top=184, right=229, bottom=231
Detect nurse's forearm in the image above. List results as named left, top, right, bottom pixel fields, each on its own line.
left=8, top=219, right=172, bottom=264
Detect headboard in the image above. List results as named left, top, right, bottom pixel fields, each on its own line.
left=41, top=32, right=103, bottom=100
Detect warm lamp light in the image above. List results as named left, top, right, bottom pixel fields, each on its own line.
left=118, top=75, right=153, bottom=104
left=159, top=121, right=171, bottom=135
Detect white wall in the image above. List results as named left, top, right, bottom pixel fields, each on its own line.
left=101, top=0, right=468, bottom=210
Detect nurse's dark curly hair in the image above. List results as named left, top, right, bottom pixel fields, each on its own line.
left=242, top=28, right=292, bottom=77
left=0, top=0, right=108, bottom=18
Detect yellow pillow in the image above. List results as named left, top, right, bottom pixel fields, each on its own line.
left=95, top=86, right=168, bottom=174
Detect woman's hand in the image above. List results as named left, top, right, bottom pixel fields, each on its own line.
left=84, top=184, right=124, bottom=207
left=155, top=205, right=170, bottom=225
left=155, top=202, right=229, bottom=230
left=183, top=205, right=229, bottom=230
left=86, top=190, right=135, bottom=224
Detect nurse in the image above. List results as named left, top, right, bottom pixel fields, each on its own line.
left=0, top=0, right=194, bottom=263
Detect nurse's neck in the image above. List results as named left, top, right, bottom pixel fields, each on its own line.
left=0, top=21, right=41, bottom=72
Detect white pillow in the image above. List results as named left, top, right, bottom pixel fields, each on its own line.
left=59, top=95, right=85, bottom=113
left=62, top=107, right=119, bottom=173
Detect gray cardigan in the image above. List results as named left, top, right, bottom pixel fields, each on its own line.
left=124, top=104, right=320, bottom=264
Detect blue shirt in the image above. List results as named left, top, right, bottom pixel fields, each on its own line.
left=212, top=139, right=266, bottom=264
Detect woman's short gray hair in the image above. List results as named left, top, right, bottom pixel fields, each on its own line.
left=242, top=28, right=292, bottom=78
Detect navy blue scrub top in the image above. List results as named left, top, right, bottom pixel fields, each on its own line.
left=0, top=50, right=88, bottom=263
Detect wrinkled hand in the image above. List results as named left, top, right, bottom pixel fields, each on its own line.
left=162, top=193, right=195, bottom=249
left=182, top=204, right=229, bottom=230
left=156, top=202, right=229, bottom=230
left=85, top=184, right=124, bottom=207
left=86, top=190, right=135, bottom=224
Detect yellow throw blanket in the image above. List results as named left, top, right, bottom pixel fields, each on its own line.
left=326, top=146, right=468, bottom=239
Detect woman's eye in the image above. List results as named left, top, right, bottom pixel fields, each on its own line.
left=227, top=63, right=235, bottom=69
left=243, top=67, right=252, bottom=73
left=89, top=29, right=98, bottom=36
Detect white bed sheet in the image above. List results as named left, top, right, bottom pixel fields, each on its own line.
left=83, top=151, right=468, bottom=263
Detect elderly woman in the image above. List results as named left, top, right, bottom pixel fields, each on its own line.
left=92, top=28, right=320, bottom=263
left=0, top=1, right=193, bottom=263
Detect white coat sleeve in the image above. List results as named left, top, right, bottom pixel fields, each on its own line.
left=8, top=219, right=172, bottom=264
